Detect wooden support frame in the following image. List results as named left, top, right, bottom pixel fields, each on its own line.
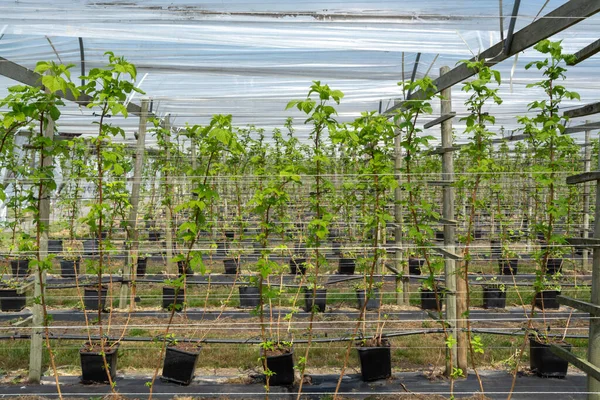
left=550, top=344, right=600, bottom=382
left=383, top=0, right=600, bottom=116
left=424, top=113, right=456, bottom=129
left=567, top=39, right=600, bottom=66
left=0, top=56, right=149, bottom=117
left=567, top=172, right=600, bottom=185
left=564, top=122, right=600, bottom=135
left=563, top=102, right=600, bottom=119
left=565, top=237, right=600, bottom=248
left=557, top=295, right=600, bottom=316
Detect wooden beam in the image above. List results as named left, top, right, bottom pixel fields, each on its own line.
left=424, top=113, right=456, bottom=129
left=0, top=56, right=150, bottom=118
left=567, top=39, right=600, bottom=66
left=564, top=122, right=600, bottom=135
left=566, top=171, right=600, bottom=185
left=435, top=247, right=462, bottom=260
left=557, top=295, right=600, bottom=316
left=428, top=180, right=455, bottom=187
left=565, top=237, right=600, bottom=247
left=428, top=146, right=461, bottom=155
left=383, top=0, right=600, bottom=116
left=550, top=344, right=600, bottom=382
left=563, top=102, right=600, bottom=119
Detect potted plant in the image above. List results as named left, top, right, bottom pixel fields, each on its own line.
left=354, top=280, right=382, bottom=311
left=59, top=240, right=82, bottom=278
left=260, top=340, right=294, bottom=386
left=10, top=233, right=35, bottom=278
left=238, top=275, right=261, bottom=308
left=529, top=330, right=571, bottom=378
left=499, top=242, right=519, bottom=275
left=477, top=276, right=506, bottom=309
left=356, top=336, right=392, bottom=381
left=408, top=252, right=425, bottom=276
left=338, top=250, right=356, bottom=275
left=534, top=273, right=561, bottom=310
left=419, top=280, right=444, bottom=311
left=288, top=255, right=307, bottom=275
left=303, top=283, right=326, bottom=313
left=0, top=279, right=26, bottom=312
left=161, top=333, right=201, bottom=385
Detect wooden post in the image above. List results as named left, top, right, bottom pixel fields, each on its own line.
left=163, top=116, right=174, bottom=272
left=119, top=99, right=148, bottom=308
left=439, top=66, right=466, bottom=375
left=28, top=101, right=53, bottom=383
left=583, top=123, right=592, bottom=270
left=394, top=128, right=407, bottom=305
left=588, top=134, right=600, bottom=399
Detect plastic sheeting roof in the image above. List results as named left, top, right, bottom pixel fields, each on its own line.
left=0, top=1, right=599, bottom=144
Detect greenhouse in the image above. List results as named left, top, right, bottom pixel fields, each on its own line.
left=0, top=0, right=600, bottom=399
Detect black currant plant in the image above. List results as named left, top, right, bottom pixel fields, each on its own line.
left=0, top=59, right=80, bottom=395
left=286, top=81, right=343, bottom=398
left=79, top=51, right=143, bottom=389
left=249, top=132, right=302, bottom=394
left=456, top=59, right=503, bottom=390
left=332, top=110, right=396, bottom=395
left=506, top=39, right=580, bottom=397
left=519, top=40, right=580, bottom=298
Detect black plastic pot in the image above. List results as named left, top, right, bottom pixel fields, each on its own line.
left=499, top=259, right=518, bottom=275
left=338, top=258, right=356, bottom=275
left=136, top=257, right=148, bottom=277
left=356, top=288, right=380, bottom=311
left=529, top=338, right=571, bottom=378
left=0, top=289, right=26, bottom=312
left=435, top=231, right=444, bottom=241
left=224, top=231, right=235, bottom=240
left=289, top=258, right=307, bottom=275
left=60, top=259, right=80, bottom=278
left=265, top=349, right=294, bottom=386
left=420, top=288, right=444, bottom=311
left=84, top=287, right=108, bottom=311
left=546, top=258, right=563, bottom=275
left=482, top=285, right=506, bottom=309
left=82, top=239, right=99, bottom=256
left=163, top=286, right=185, bottom=310
left=331, top=241, right=341, bottom=256
left=216, top=241, right=227, bottom=257
left=490, top=240, right=501, bottom=257
left=177, top=260, right=193, bottom=276
left=10, top=259, right=29, bottom=278
left=161, top=345, right=201, bottom=385
left=253, top=242, right=262, bottom=255
left=80, top=344, right=119, bottom=383
left=223, top=258, right=240, bottom=275
left=356, top=340, right=392, bottom=381
left=474, top=229, right=483, bottom=240
left=408, top=257, right=424, bottom=275
left=48, top=239, right=63, bottom=254
left=304, top=288, right=327, bottom=312
left=148, top=231, right=161, bottom=242
left=535, top=290, right=560, bottom=310
left=239, top=286, right=260, bottom=308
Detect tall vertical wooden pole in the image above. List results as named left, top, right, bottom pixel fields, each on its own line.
left=587, top=132, right=600, bottom=399
left=119, top=99, right=148, bottom=308
left=29, top=104, right=53, bottom=382
left=583, top=123, right=592, bottom=270
left=440, top=66, right=467, bottom=375
left=163, top=116, right=174, bottom=272
left=394, top=128, right=407, bottom=305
